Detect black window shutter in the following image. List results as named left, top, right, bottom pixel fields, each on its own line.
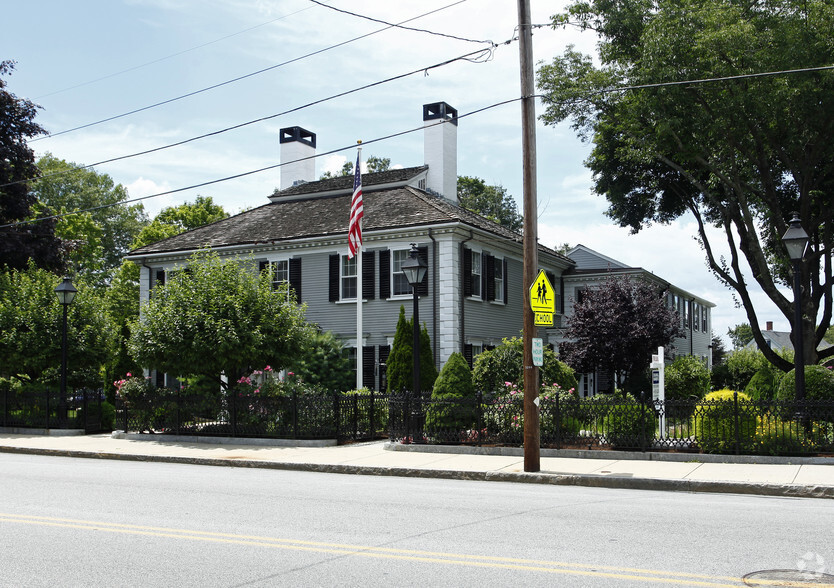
left=481, top=252, right=488, bottom=300
left=503, top=258, right=509, bottom=304
left=463, top=248, right=472, bottom=297
left=289, top=258, right=302, bottom=302
left=362, top=250, right=375, bottom=300
left=363, top=346, right=375, bottom=390
left=329, top=254, right=340, bottom=302
left=463, top=344, right=473, bottom=368
left=379, top=250, right=390, bottom=299
left=258, top=260, right=268, bottom=273
left=378, top=345, right=390, bottom=392
left=417, top=246, right=429, bottom=296
left=546, top=271, right=557, bottom=310
left=155, top=269, right=165, bottom=287
left=485, top=254, right=495, bottom=301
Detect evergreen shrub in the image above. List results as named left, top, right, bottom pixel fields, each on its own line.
left=425, top=353, right=477, bottom=439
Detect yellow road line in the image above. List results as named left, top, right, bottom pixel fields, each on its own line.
left=0, top=513, right=749, bottom=586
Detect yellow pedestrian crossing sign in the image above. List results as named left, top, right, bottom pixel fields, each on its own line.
left=530, top=270, right=555, bottom=314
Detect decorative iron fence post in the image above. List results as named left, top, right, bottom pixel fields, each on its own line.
left=476, top=391, right=483, bottom=448
left=733, top=390, right=740, bottom=455
left=334, top=393, right=341, bottom=442
left=123, top=397, right=128, bottom=433
left=176, top=386, right=181, bottom=436
left=404, top=392, right=411, bottom=443
left=292, top=389, right=298, bottom=439
left=555, top=388, right=561, bottom=450
left=352, top=392, right=359, bottom=440
left=640, top=391, right=647, bottom=452
left=46, top=387, right=51, bottom=429
left=369, top=390, right=375, bottom=439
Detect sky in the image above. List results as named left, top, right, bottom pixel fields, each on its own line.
left=2, top=0, right=795, bottom=345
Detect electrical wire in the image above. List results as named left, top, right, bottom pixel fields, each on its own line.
left=33, top=5, right=318, bottom=100
left=31, top=0, right=476, bottom=142
left=1, top=98, right=522, bottom=229
left=7, top=63, right=834, bottom=228
left=2, top=45, right=497, bottom=190
left=307, top=0, right=493, bottom=45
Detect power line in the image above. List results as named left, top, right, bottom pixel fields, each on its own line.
left=8, top=63, right=833, bottom=228
left=2, top=98, right=522, bottom=229
left=307, top=0, right=493, bottom=45
left=33, top=5, right=318, bottom=100
left=2, top=45, right=497, bottom=190
left=31, top=0, right=474, bottom=142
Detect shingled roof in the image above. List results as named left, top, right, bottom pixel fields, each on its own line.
left=271, top=166, right=427, bottom=198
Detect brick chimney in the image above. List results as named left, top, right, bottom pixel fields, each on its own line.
left=423, top=102, right=458, bottom=201
left=766, top=321, right=773, bottom=331
left=279, top=126, right=316, bottom=190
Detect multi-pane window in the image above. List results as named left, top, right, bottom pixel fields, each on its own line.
left=341, top=255, right=357, bottom=300
left=493, top=258, right=504, bottom=303
left=392, top=249, right=411, bottom=296
left=693, top=303, right=700, bottom=332
left=702, top=307, right=708, bottom=332
left=267, top=260, right=289, bottom=289
left=471, top=251, right=482, bottom=298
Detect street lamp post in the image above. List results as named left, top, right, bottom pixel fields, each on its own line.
left=401, top=244, right=427, bottom=442
left=781, top=213, right=809, bottom=402
left=55, top=276, right=77, bottom=428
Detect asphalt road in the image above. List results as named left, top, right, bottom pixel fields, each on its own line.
left=0, top=453, right=832, bottom=587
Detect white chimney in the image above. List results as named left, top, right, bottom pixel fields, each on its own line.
left=423, top=102, right=458, bottom=201
left=279, top=126, right=316, bottom=190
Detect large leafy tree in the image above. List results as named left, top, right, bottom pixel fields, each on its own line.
left=537, top=0, right=834, bottom=372
left=560, top=276, right=682, bottom=389
left=107, top=196, right=229, bottom=382
left=129, top=251, right=312, bottom=389
left=457, top=176, right=523, bottom=232
left=0, top=61, right=64, bottom=271
left=31, top=153, right=148, bottom=287
left=727, top=323, right=755, bottom=350
left=0, top=264, right=114, bottom=388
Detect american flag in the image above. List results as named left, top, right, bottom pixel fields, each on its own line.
left=348, top=150, right=363, bottom=259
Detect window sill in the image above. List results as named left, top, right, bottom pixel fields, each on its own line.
left=335, top=299, right=369, bottom=304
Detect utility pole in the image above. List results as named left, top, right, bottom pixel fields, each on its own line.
left=518, top=0, right=540, bottom=472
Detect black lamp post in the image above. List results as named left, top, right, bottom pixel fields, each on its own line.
left=55, top=276, right=77, bottom=427
left=401, top=244, right=427, bottom=399
left=781, top=213, right=809, bottom=402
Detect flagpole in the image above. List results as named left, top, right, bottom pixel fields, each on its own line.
left=355, top=144, right=363, bottom=390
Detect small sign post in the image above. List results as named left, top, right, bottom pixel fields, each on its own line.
left=650, top=346, right=665, bottom=438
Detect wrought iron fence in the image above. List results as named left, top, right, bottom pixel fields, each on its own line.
left=1, top=386, right=106, bottom=433
left=388, top=391, right=834, bottom=456
left=115, top=387, right=389, bottom=443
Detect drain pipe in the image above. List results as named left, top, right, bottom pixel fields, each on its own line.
left=428, top=229, right=439, bottom=371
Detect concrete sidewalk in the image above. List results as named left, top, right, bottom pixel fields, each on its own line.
left=1, top=432, right=832, bottom=499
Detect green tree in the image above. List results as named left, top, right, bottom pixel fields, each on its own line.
left=425, top=352, right=476, bottom=434
left=560, top=276, right=682, bottom=390
left=319, top=155, right=390, bottom=179
left=106, top=196, right=230, bottom=383
left=710, top=332, right=728, bottom=365
left=457, top=176, right=523, bottom=232
left=129, top=251, right=311, bottom=390
left=289, top=329, right=353, bottom=392
left=665, top=355, right=710, bottom=401
left=727, top=324, right=754, bottom=350
left=0, top=61, right=64, bottom=271
left=472, top=337, right=577, bottom=395
left=0, top=264, right=114, bottom=388
left=31, top=153, right=148, bottom=287
left=386, top=306, right=437, bottom=393
left=537, top=0, right=834, bottom=372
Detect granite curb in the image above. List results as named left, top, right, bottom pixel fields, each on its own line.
left=2, top=444, right=832, bottom=500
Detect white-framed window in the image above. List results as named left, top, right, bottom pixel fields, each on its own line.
left=471, top=250, right=482, bottom=298
left=341, top=255, right=357, bottom=300
left=702, top=307, right=708, bottom=332
left=493, top=257, right=504, bottom=303
left=391, top=248, right=412, bottom=296
left=266, top=260, right=289, bottom=289
left=693, top=303, right=700, bottom=332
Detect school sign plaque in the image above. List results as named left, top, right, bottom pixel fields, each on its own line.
left=529, top=270, right=555, bottom=326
